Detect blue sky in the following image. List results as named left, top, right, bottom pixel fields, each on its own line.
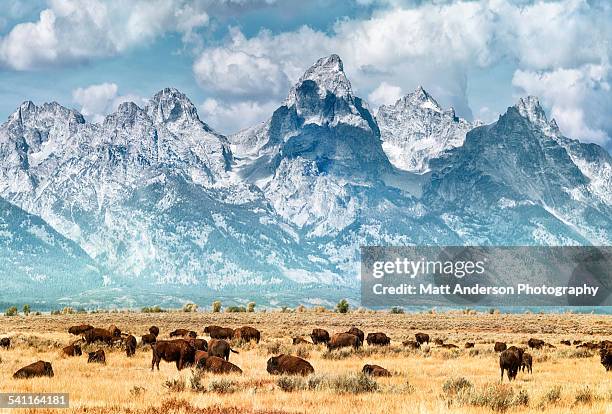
left=0, top=0, right=610, bottom=150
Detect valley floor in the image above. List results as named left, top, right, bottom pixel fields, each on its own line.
left=0, top=311, right=610, bottom=414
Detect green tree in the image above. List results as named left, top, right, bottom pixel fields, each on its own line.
left=247, top=302, right=256, bottom=313
left=183, top=303, right=198, bottom=313
left=336, top=299, right=350, bottom=314
left=212, top=300, right=222, bottom=313
left=22, top=304, right=31, bottom=315
left=5, top=306, right=18, bottom=316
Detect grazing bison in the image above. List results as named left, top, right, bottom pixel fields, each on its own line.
left=88, top=349, right=106, bottom=364
left=13, top=361, right=54, bottom=379
left=292, top=337, right=311, bottom=345
left=465, top=342, right=475, bottom=349
left=188, top=338, right=208, bottom=352
left=521, top=352, right=533, bottom=374
left=494, top=342, right=507, bottom=352
left=366, top=332, right=391, bottom=346
left=108, top=325, right=121, bottom=338
left=328, top=333, right=361, bottom=350
left=402, top=340, right=420, bottom=349
left=362, top=364, right=391, bottom=377
left=528, top=338, right=545, bottom=349
left=233, top=326, right=261, bottom=343
left=347, top=327, right=364, bottom=343
left=0, top=337, right=10, bottom=348
left=125, top=335, right=137, bottom=357
left=310, top=328, right=330, bottom=344
left=151, top=339, right=195, bottom=371
left=68, top=325, right=94, bottom=336
left=578, top=342, right=600, bottom=350
left=204, top=326, right=234, bottom=340
left=194, top=350, right=209, bottom=366
left=433, top=338, right=444, bottom=346
left=560, top=340, right=571, bottom=346
left=186, top=331, right=198, bottom=339
left=208, top=339, right=239, bottom=361
left=415, top=333, right=430, bottom=345
left=62, top=343, right=82, bottom=357
left=197, top=355, right=243, bottom=374
left=83, top=328, right=116, bottom=345
left=499, top=346, right=524, bottom=381
left=169, top=329, right=191, bottom=338
left=601, top=340, right=612, bottom=349
left=142, top=333, right=157, bottom=346
left=149, top=326, right=160, bottom=337
left=267, top=354, right=314, bottom=376
left=600, top=347, right=612, bottom=371
left=573, top=340, right=582, bottom=345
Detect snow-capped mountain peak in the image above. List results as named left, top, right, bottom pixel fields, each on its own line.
left=514, top=96, right=560, bottom=137
left=291, top=54, right=352, bottom=101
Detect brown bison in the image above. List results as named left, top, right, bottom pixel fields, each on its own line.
left=528, top=338, right=545, bottom=349
left=62, top=343, right=82, bottom=357
left=267, top=354, right=314, bottom=376
left=500, top=346, right=524, bottom=381
left=521, top=352, right=533, bottom=374
left=233, top=326, right=261, bottom=343
left=83, top=328, right=115, bottom=345
left=402, top=340, right=420, bottom=349
left=142, top=333, right=157, bottom=346
left=204, top=326, right=234, bottom=340
left=208, top=339, right=239, bottom=361
left=169, top=329, right=191, bottom=338
left=362, top=364, right=391, bottom=377
left=194, top=350, right=209, bottom=366
left=125, top=335, right=137, bottom=357
left=601, top=340, right=612, bottom=349
left=560, top=340, right=571, bottom=346
left=328, top=333, right=361, bottom=350
left=465, top=342, right=475, bottom=348
left=433, top=338, right=444, bottom=346
left=188, top=338, right=208, bottom=352
left=366, top=332, right=391, bottom=346
left=310, top=328, right=330, bottom=344
left=197, top=355, right=243, bottom=374
left=415, top=333, right=430, bottom=345
left=600, top=347, right=612, bottom=371
left=292, top=337, right=311, bottom=345
left=347, top=327, right=364, bottom=343
left=68, top=325, right=93, bottom=336
left=88, top=349, right=106, bottom=364
left=573, top=340, right=582, bottom=345
left=0, top=337, right=10, bottom=348
left=441, top=343, right=459, bottom=349
left=151, top=339, right=195, bottom=371
left=108, top=325, right=121, bottom=338
left=494, top=342, right=507, bottom=352
left=13, top=361, right=54, bottom=378
left=149, top=326, right=160, bottom=336
left=577, top=341, right=600, bottom=350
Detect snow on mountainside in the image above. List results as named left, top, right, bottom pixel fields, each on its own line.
left=0, top=54, right=611, bottom=307
left=376, top=86, right=476, bottom=173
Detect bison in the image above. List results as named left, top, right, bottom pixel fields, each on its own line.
left=441, top=343, right=459, bottom=349
left=125, top=335, right=137, bottom=357
left=600, top=347, right=612, bottom=371
left=149, top=326, right=160, bottom=337
left=108, top=325, right=121, bottom=338
left=13, top=361, right=54, bottom=379
left=366, top=332, right=391, bottom=346
left=62, top=343, right=82, bottom=357
left=521, top=352, right=533, bottom=374
left=208, top=339, right=239, bottom=361
left=347, top=327, right=364, bottom=343
left=402, top=340, right=420, bottom=349
left=362, top=364, right=391, bottom=377
left=328, top=333, right=361, bottom=350
left=68, top=325, right=93, bottom=336
left=188, top=338, right=208, bottom=352
left=142, top=333, right=157, bottom=346
left=415, top=333, right=430, bottom=345
left=233, top=326, right=261, bottom=343
left=560, top=340, right=571, bottom=346
left=465, top=342, right=475, bottom=349
left=267, top=354, right=314, bottom=376
left=292, top=337, right=311, bottom=345
left=83, top=328, right=115, bottom=345
left=528, top=338, right=545, bottom=349
left=0, top=337, right=10, bottom=348
left=499, top=346, right=524, bottom=381
left=433, top=338, right=444, bottom=346
left=197, top=355, right=243, bottom=374
left=151, top=339, right=195, bottom=371
left=204, top=326, right=234, bottom=340
left=169, top=329, right=191, bottom=338
left=88, top=349, right=106, bottom=364
left=494, top=342, right=507, bottom=352
left=310, top=328, right=330, bottom=344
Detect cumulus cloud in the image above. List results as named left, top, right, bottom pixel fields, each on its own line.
left=72, top=83, right=144, bottom=123
left=199, top=98, right=279, bottom=134
left=0, top=0, right=210, bottom=70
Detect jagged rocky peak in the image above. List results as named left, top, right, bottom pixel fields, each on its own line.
left=514, top=96, right=560, bottom=136
left=398, top=86, right=443, bottom=112
left=292, top=54, right=352, bottom=100
left=9, top=100, right=85, bottom=127
left=146, top=87, right=210, bottom=131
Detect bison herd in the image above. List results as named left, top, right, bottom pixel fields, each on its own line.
left=1, top=324, right=611, bottom=383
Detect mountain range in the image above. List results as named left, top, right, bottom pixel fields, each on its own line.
left=0, top=54, right=610, bottom=309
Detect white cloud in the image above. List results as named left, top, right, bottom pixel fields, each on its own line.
left=199, top=98, right=279, bottom=134
left=72, top=83, right=144, bottom=123
left=368, top=82, right=403, bottom=109
left=0, top=0, right=210, bottom=70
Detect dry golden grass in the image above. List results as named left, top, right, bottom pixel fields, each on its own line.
left=0, top=311, right=610, bottom=414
